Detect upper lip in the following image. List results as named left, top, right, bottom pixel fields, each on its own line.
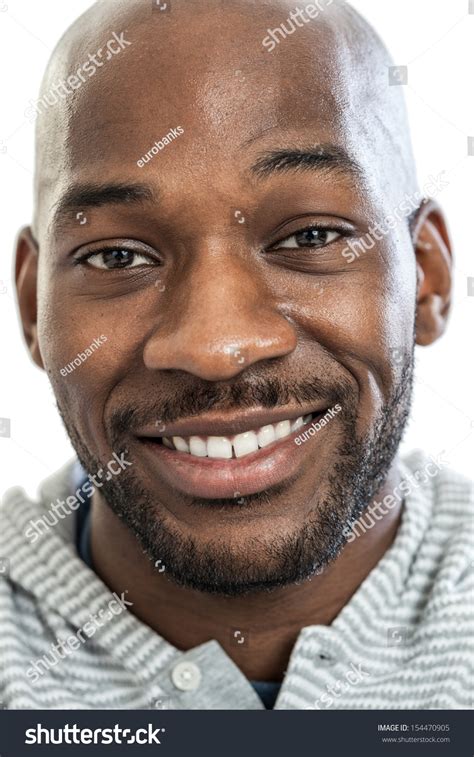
left=135, top=404, right=329, bottom=439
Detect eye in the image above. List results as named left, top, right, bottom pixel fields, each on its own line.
left=82, top=248, right=156, bottom=270
left=271, top=227, right=342, bottom=250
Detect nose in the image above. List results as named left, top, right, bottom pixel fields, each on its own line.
left=143, top=246, right=297, bottom=381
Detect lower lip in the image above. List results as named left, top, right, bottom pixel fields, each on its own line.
left=136, top=416, right=327, bottom=499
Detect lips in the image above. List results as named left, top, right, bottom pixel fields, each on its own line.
left=163, top=413, right=313, bottom=459
left=135, top=407, right=332, bottom=499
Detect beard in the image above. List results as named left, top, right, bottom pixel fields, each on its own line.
left=57, top=351, right=414, bottom=597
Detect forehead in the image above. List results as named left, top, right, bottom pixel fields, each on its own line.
left=47, top=8, right=366, bottom=155
left=36, top=2, right=395, bottom=230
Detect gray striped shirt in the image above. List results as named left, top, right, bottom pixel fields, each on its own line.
left=0, top=450, right=472, bottom=709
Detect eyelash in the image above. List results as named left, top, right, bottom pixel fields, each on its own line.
left=269, top=224, right=350, bottom=251
left=74, top=247, right=158, bottom=270
left=74, top=223, right=350, bottom=270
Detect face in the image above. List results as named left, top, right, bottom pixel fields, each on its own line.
left=17, top=2, right=439, bottom=595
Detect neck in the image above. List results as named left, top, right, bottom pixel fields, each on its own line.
left=90, top=462, right=403, bottom=681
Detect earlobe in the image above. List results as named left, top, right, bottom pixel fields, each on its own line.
left=412, top=200, right=453, bottom=347
left=15, top=226, right=44, bottom=370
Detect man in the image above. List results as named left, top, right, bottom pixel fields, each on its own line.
left=1, top=0, right=472, bottom=710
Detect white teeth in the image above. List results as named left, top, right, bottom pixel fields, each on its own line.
left=173, top=436, right=189, bottom=453
left=257, top=424, right=276, bottom=448
left=275, top=420, right=291, bottom=439
left=189, top=436, right=207, bottom=457
left=291, top=416, right=304, bottom=432
left=162, top=414, right=312, bottom=459
left=207, top=436, right=233, bottom=459
left=233, top=431, right=259, bottom=458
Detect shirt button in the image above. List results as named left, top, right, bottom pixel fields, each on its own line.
left=171, top=661, right=202, bottom=692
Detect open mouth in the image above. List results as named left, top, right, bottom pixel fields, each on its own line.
left=140, top=412, right=322, bottom=460
left=135, top=407, right=333, bottom=499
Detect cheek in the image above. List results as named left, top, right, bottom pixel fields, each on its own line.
left=285, top=279, right=412, bottom=362
left=278, top=253, right=416, bottom=419
left=36, top=261, right=168, bottom=454
left=288, top=237, right=416, bottom=360
left=36, top=273, right=121, bottom=453
left=37, top=278, right=105, bottom=379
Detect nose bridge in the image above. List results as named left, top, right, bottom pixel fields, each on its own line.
left=190, top=240, right=260, bottom=319
left=143, top=241, right=297, bottom=381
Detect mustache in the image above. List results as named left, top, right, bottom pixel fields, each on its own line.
left=108, top=375, right=354, bottom=439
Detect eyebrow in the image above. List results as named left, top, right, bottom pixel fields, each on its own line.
left=250, top=145, right=363, bottom=180
left=51, top=182, right=156, bottom=228
left=51, top=145, right=361, bottom=229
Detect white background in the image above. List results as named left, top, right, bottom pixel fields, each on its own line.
left=0, top=0, right=473, bottom=497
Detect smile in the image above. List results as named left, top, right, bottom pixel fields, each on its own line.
left=136, top=409, right=332, bottom=499
left=161, top=413, right=313, bottom=459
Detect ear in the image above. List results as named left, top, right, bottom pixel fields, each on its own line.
left=412, top=200, right=453, bottom=347
left=15, top=226, right=44, bottom=370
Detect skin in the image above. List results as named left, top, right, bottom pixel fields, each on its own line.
left=15, top=0, right=452, bottom=682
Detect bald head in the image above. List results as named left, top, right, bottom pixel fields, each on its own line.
left=33, top=0, right=417, bottom=238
